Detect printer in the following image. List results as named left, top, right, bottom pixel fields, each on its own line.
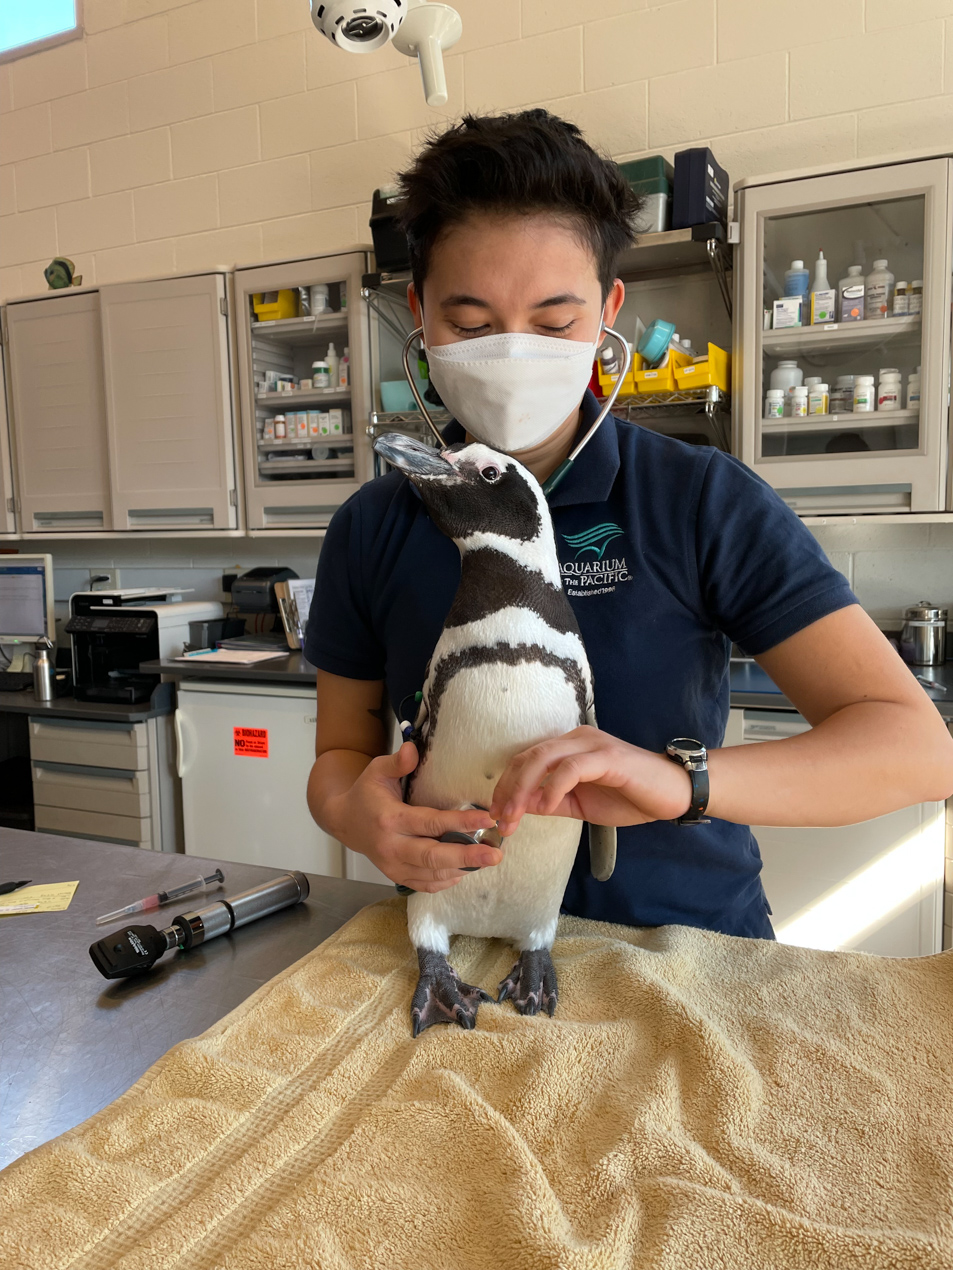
left=66, top=589, right=224, bottom=704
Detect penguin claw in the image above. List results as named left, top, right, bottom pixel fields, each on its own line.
left=411, top=949, right=492, bottom=1037
left=498, top=949, right=558, bottom=1018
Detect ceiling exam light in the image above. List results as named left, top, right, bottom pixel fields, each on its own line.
left=310, top=0, right=463, bottom=107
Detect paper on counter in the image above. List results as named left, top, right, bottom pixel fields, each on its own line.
left=173, top=648, right=287, bottom=664
left=0, top=880, right=78, bottom=916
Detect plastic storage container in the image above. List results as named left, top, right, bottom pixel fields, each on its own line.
left=253, top=290, right=299, bottom=322
left=790, top=386, right=809, bottom=417
left=619, top=156, right=673, bottom=234
left=674, top=343, right=731, bottom=392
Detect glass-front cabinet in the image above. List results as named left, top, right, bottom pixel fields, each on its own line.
left=234, top=251, right=371, bottom=532
left=736, top=159, right=953, bottom=514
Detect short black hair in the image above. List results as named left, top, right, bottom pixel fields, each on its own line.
left=396, top=110, right=642, bottom=302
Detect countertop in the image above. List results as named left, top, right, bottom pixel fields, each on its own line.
left=143, top=651, right=953, bottom=722
left=0, top=828, right=392, bottom=1169
left=141, top=650, right=316, bottom=685
left=729, top=658, right=953, bottom=721
left=0, top=680, right=174, bottom=722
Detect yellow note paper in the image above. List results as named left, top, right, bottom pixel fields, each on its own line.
left=0, top=880, right=79, bottom=916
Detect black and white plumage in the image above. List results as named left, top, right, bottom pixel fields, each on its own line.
left=373, top=433, right=615, bottom=1036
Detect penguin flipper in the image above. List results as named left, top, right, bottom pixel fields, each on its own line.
left=583, top=698, right=616, bottom=881
left=588, top=823, right=617, bottom=882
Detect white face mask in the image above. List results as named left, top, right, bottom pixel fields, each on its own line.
left=424, top=326, right=602, bottom=453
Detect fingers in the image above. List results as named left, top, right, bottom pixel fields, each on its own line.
left=401, top=804, right=496, bottom=841
left=398, top=837, right=502, bottom=874
left=375, top=741, right=419, bottom=780
left=492, top=734, right=610, bottom=833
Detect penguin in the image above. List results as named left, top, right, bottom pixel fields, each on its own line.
left=372, top=433, right=616, bottom=1037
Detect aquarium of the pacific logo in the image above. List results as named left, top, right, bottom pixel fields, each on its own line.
left=560, top=523, right=631, bottom=597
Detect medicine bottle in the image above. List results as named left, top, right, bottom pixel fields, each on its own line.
left=764, top=389, right=785, bottom=419
left=808, top=383, right=829, bottom=416
left=853, top=375, right=875, bottom=412
left=865, top=259, right=894, bottom=320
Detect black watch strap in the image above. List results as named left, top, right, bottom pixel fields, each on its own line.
left=665, top=738, right=711, bottom=825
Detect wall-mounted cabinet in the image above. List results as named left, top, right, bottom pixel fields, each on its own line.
left=99, top=274, right=238, bottom=531
left=233, top=251, right=371, bottom=532
left=736, top=157, right=953, bottom=515
left=1, top=272, right=240, bottom=535
left=3, top=289, right=112, bottom=533
left=0, top=337, right=17, bottom=536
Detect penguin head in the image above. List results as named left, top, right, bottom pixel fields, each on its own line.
left=373, top=433, right=543, bottom=544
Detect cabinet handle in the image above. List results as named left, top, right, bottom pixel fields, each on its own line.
left=32, top=510, right=105, bottom=530
left=127, top=507, right=215, bottom=528
left=174, top=710, right=189, bottom=779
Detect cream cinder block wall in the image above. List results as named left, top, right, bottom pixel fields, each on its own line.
left=2, top=0, right=953, bottom=300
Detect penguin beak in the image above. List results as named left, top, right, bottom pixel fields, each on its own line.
left=373, top=433, right=457, bottom=479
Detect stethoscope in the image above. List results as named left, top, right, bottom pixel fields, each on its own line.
left=399, top=323, right=633, bottom=498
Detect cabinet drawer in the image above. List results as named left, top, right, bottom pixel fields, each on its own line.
left=32, top=761, right=151, bottom=819
left=34, top=804, right=152, bottom=847
left=28, top=717, right=149, bottom=770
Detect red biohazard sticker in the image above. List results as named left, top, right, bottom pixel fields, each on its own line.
left=234, top=727, right=268, bottom=757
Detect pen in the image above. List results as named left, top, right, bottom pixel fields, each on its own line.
left=0, top=880, right=32, bottom=895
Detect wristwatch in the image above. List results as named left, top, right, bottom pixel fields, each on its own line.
left=665, top=738, right=711, bottom=825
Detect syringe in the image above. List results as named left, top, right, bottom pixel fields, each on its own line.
left=96, top=870, right=225, bottom=926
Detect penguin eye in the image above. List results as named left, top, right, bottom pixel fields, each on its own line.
left=480, top=465, right=501, bottom=484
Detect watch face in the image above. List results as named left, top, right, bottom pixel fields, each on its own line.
left=668, top=738, right=706, bottom=758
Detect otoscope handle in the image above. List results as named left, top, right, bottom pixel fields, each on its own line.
left=172, top=872, right=309, bottom=949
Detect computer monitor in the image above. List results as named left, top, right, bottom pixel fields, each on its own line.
left=0, top=554, right=55, bottom=645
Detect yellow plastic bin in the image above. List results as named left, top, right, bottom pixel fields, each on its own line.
left=253, top=290, right=300, bottom=322
left=674, top=343, right=731, bottom=392
left=633, top=349, right=691, bottom=394
left=597, top=350, right=642, bottom=398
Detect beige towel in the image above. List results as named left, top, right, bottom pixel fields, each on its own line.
left=2, top=897, right=952, bottom=1269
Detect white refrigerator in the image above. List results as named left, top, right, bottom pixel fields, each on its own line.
left=174, top=679, right=389, bottom=883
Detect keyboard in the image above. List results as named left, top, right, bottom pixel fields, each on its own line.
left=0, top=671, right=33, bottom=692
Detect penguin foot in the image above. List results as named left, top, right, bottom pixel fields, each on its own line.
left=411, top=948, right=492, bottom=1038
left=498, top=948, right=558, bottom=1017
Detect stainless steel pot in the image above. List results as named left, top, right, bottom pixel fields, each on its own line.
left=900, top=601, right=948, bottom=666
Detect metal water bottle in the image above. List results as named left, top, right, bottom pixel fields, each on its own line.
left=33, top=636, right=54, bottom=701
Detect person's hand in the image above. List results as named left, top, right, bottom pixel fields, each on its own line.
left=489, top=726, right=692, bottom=835
left=330, top=742, right=502, bottom=892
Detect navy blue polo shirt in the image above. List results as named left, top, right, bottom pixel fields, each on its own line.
left=305, top=391, right=856, bottom=938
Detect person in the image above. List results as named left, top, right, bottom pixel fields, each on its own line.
left=305, top=109, right=953, bottom=939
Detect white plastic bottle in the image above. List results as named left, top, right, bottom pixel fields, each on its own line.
left=865, top=259, right=895, bottom=320
left=877, top=371, right=901, bottom=412
left=853, top=375, right=875, bottom=412
left=892, top=282, right=909, bottom=317
left=338, top=346, right=350, bottom=389
left=326, top=342, right=340, bottom=389
left=839, top=265, right=865, bottom=322
left=769, top=360, right=803, bottom=414
left=790, top=386, right=809, bottom=417
left=764, top=389, right=785, bottom=419
left=808, top=383, right=829, bottom=415
left=908, top=280, right=923, bottom=317
left=810, top=251, right=836, bottom=324
left=906, top=367, right=921, bottom=409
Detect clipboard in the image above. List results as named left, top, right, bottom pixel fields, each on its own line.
left=275, top=579, right=314, bottom=650
left=275, top=581, right=300, bottom=649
